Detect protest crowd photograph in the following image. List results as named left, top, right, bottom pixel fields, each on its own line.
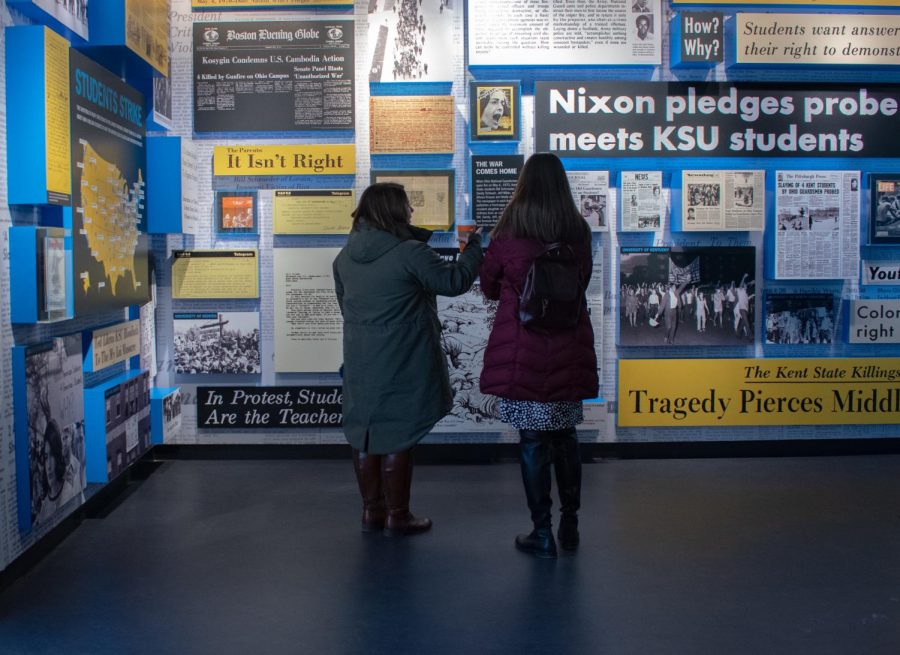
left=618, top=247, right=756, bottom=347
left=765, top=294, right=835, bottom=345
left=174, top=312, right=261, bottom=375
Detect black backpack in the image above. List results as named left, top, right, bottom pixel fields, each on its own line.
left=517, top=243, right=586, bottom=331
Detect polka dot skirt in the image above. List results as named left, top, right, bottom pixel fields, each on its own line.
left=498, top=399, right=584, bottom=430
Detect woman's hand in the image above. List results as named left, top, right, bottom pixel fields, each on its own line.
left=459, top=226, right=483, bottom=245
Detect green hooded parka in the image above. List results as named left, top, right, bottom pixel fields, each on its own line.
left=333, top=223, right=483, bottom=454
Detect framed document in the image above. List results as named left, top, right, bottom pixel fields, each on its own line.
left=369, top=96, right=454, bottom=154
left=41, top=229, right=68, bottom=321
left=469, top=82, right=520, bottom=141
left=215, top=191, right=258, bottom=235
left=869, top=174, right=900, bottom=245
left=371, top=169, right=455, bottom=231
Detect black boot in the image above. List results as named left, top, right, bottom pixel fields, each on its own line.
left=352, top=449, right=385, bottom=533
left=382, top=449, right=432, bottom=537
left=516, top=430, right=557, bottom=558
left=552, top=428, right=582, bottom=551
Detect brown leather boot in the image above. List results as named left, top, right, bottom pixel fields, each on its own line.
left=381, top=450, right=432, bottom=537
left=352, top=449, right=385, bottom=533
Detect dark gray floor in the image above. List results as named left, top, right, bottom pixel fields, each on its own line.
left=1, top=455, right=899, bottom=655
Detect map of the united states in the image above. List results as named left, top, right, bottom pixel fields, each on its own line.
left=78, top=140, right=144, bottom=294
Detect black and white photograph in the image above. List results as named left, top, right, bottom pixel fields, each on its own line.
left=104, top=371, right=151, bottom=481
left=869, top=175, right=900, bottom=244
left=777, top=205, right=810, bottom=231
left=174, top=312, right=261, bottom=375
left=638, top=214, right=661, bottom=229
left=632, top=0, right=652, bottom=12
left=687, top=182, right=721, bottom=207
left=433, top=258, right=501, bottom=431
left=765, top=293, right=835, bottom=345
left=32, top=0, right=89, bottom=39
left=634, top=13, right=654, bottom=41
left=163, top=390, right=182, bottom=429
left=808, top=205, right=840, bottom=231
left=618, top=247, right=756, bottom=347
left=22, top=335, right=87, bottom=529
left=152, top=72, right=173, bottom=130
left=369, top=0, right=458, bottom=82
left=734, top=171, right=755, bottom=207
left=581, top=195, right=606, bottom=228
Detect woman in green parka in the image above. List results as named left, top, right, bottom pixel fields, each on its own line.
left=333, top=183, right=483, bottom=536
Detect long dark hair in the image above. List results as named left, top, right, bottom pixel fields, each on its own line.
left=351, top=182, right=410, bottom=236
left=491, top=153, right=590, bottom=244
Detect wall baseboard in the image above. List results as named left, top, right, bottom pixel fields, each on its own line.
left=153, top=438, right=900, bottom=463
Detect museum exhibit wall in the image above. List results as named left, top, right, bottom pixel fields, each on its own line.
left=3, top=0, right=900, bottom=570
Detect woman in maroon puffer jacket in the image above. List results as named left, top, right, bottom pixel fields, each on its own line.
left=480, top=153, right=599, bottom=559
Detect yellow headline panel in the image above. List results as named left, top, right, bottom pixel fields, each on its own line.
left=273, top=190, right=355, bottom=234
left=43, top=28, right=71, bottom=198
left=171, top=250, right=260, bottom=299
left=213, top=145, right=355, bottom=176
left=618, top=358, right=900, bottom=427
left=193, top=0, right=348, bottom=6
left=125, top=0, right=169, bottom=74
left=674, top=0, right=899, bottom=5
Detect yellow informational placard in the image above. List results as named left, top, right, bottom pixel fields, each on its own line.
left=43, top=28, right=70, bottom=199
left=192, top=0, right=347, bottom=6
left=213, top=145, right=355, bottom=176
left=618, top=358, right=900, bottom=426
left=273, top=190, right=355, bottom=234
left=171, top=250, right=260, bottom=299
left=125, top=0, right=169, bottom=75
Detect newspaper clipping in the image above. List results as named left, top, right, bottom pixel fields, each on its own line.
left=775, top=170, right=860, bottom=279
left=621, top=171, right=664, bottom=231
left=682, top=170, right=765, bottom=232
left=468, top=0, right=661, bottom=66
left=273, top=248, right=343, bottom=373
left=568, top=170, right=609, bottom=231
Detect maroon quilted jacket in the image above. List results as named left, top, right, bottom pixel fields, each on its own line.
left=479, top=237, right=599, bottom=401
